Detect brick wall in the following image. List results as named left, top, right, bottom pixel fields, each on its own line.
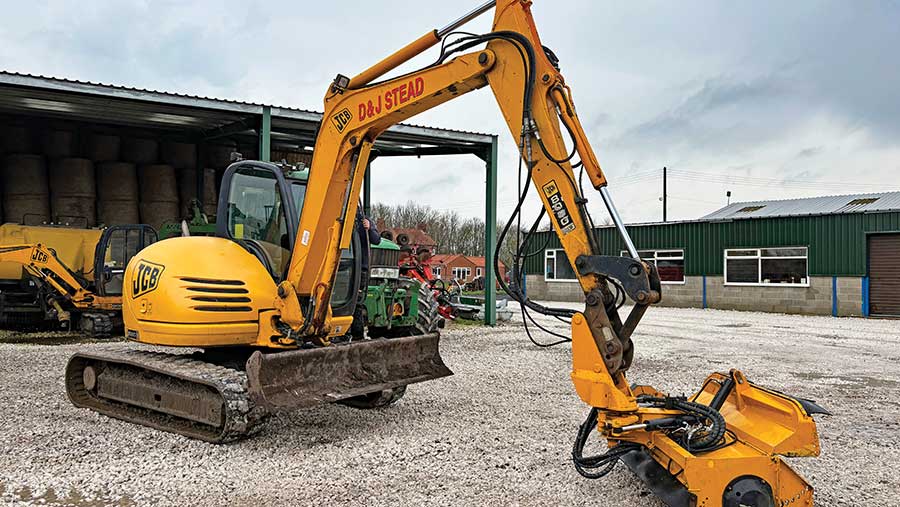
left=526, top=274, right=865, bottom=316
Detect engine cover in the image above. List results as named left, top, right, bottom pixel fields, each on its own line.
left=122, top=236, right=277, bottom=347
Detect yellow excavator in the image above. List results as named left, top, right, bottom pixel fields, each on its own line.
left=65, top=2, right=827, bottom=505
left=0, top=224, right=156, bottom=335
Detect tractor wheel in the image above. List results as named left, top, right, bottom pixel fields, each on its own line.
left=412, top=281, right=442, bottom=335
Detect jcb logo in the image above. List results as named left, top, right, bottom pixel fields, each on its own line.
left=132, top=260, right=165, bottom=299
left=331, top=108, right=353, bottom=133
left=30, top=249, right=48, bottom=263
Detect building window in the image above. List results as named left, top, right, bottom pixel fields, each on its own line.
left=620, top=249, right=685, bottom=284
left=475, top=267, right=482, bottom=277
left=724, top=247, right=808, bottom=286
left=452, top=267, right=471, bottom=280
left=432, top=266, right=442, bottom=278
left=545, top=249, right=577, bottom=281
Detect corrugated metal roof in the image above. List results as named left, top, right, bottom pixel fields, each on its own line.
left=0, top=71, right=495, bottom=144
left=701, top=192, right=900, bottom=220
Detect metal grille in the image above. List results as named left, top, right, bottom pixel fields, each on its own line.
left=370, top=247, right=401, bottom=268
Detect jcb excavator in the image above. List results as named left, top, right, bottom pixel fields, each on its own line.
left=0, top=224, right=156, bottom=335
left=65, top=2, right=826, bottom=505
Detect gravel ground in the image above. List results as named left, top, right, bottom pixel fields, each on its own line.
left=1, top=305, right=898, bottom=506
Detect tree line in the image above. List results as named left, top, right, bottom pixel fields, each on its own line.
left=370, top=201, right=522, bottom=268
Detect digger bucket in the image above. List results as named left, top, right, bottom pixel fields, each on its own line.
left=245, top=333, right=452, bottom=410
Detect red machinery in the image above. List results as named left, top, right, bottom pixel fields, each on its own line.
left=380, top=226, right=458, bottom=320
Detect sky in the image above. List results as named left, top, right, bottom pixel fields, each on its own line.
left=1, top=0, right=898, bottom=225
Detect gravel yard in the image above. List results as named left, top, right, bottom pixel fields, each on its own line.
left=1, top=305, right=899, bottom=507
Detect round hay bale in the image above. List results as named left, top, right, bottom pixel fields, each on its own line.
left=87, top=134, right=121, bottom=162
left=42, top=130, right=75, bottom=159
left=139, top=164, right=178, bottom=230
left=162, top=141, right=197, bottom=169
left=2, top=154, right=49, bottom=224
left=202, top=168, right=218, bottom=216
left=178, top=168, right=218, bottom=215
left=98, top=200, right=140, bottom=226
left=122, top=138, right=159, bottom=164
left=96, top=162, right=138, bottom=201
left=177, top=167, right=198, bottom=204
left=49, top=158, right=96, bottom=226
left=138, top=164, right=178, bottom=199
left=1, top=125, right=35, bottom=154
left=139, top=201, right=179, bottom=231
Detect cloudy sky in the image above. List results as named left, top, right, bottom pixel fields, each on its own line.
left=2, top=1, right=898, bottom=224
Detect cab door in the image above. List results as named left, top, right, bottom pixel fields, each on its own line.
left=94, top=225, right=158, bottom=297
left=215, top=161, right=360, bottom=318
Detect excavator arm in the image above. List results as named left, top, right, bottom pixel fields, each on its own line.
left=284, top=0, right=656, bottom=380
left=0, top=244, right=118, bottom=311
left=278, top=2, right=824, bottom=505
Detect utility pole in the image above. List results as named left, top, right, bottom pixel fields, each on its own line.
left=662, top=166, right=667, bottom=222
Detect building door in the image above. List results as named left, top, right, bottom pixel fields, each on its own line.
left=868, top=234, right=900, bottom=317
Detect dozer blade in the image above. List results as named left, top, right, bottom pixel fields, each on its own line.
left=246, top=333, right=452, bottom=410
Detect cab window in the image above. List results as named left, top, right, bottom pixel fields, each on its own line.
left=226, top=168, right=291, bottom=276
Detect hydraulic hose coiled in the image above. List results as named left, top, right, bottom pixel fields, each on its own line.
left=638, top=397, right=728, bottom=452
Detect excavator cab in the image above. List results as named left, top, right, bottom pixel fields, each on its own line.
left=214, top=160, right=360, bottom=317
left=93, top=225, right=157, bottom=297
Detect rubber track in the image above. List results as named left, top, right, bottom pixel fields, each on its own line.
left=66, top=349, right=268, bottom=443
left=80, top=313, right=113, bottom=338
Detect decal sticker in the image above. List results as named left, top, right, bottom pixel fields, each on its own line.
left=301, top=230, right=311, bottom=246
left=542, top=180, right=576, bottom=234
left=358, top=77, right=425, bottom=122
left=132, top=260, right=165, bottom=299
left=331, top=108, right=353, bottom=133
left=30, top=248, right=48, bottom=263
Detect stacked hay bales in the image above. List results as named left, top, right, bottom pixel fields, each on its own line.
left=138, top=164, right=178, bottom=230
left=2, top=124, right=35, bottom=155
left=169, top=142, right=218, bottom=217
left=0, top=122, right=253, bottom=231
left=96, top=162, right=140, bottom=226
left=1, top=154, right=50, bottom=225
left=49, top=158, right=96, bottom=227
left=87, top=133, right=121, bottom=162
left=42, top=129, right=76, bottom=159
left=121, top=137, right=159, bottom=165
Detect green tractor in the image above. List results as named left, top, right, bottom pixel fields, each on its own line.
left=160, top=166, right=442, bottom=338
left=365, top=238, right=442, bottom=337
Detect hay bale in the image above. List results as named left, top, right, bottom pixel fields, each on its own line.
left=49, top=158, right=96, bottom=227
left=42, top=130, right=75, bottom=159
left=87, top=134, right=121, bottom=162
left=122, top=138, right=159, bottom=165
left=1, top=154, right=49, bottom=224
left=162, top=141, right=197, bottom=169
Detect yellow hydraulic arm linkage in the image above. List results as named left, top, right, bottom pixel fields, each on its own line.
left=0, top=244, right=120, bottom=318
left=278, top=1, right=827, bottom=505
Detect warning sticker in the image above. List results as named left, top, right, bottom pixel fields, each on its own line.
left=542, top=180, right=576, bottom=234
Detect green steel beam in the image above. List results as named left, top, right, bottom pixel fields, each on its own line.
left=483, top=136, right=498, bottom=326
left=259, top=106, right=272, bottom=162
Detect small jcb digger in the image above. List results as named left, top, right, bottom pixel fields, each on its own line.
left=0, top=224, right=156, bottom=335
left=65, top=2, right=827, bottom=505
